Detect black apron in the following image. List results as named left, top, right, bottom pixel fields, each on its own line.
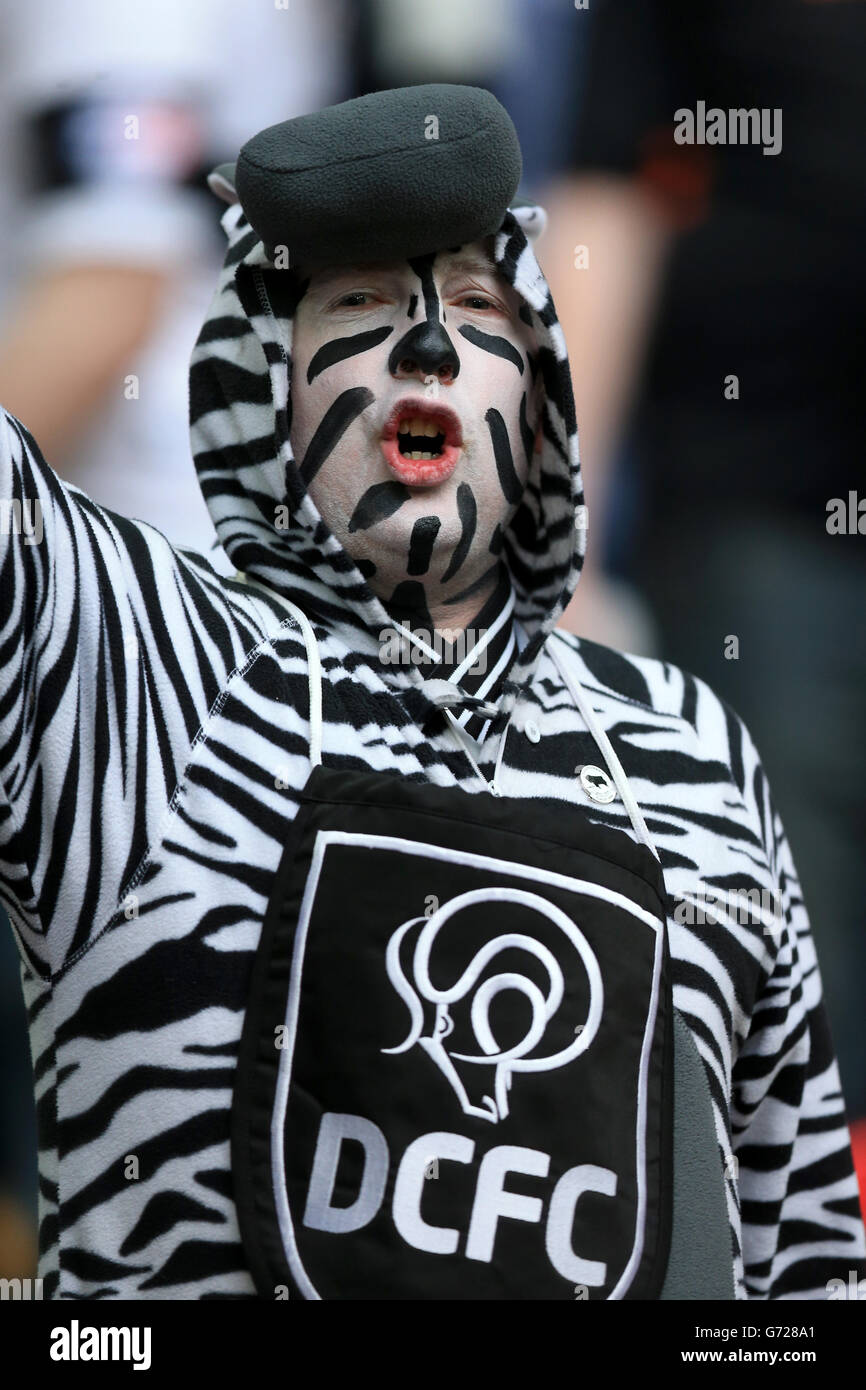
left=231, top=716, right=676, bottom=1298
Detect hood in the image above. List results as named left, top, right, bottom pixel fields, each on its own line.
left=189, top=173, right=585, bottom=702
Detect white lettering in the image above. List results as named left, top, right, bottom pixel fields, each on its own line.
left=545, top=1163, right=617, bottom=1285
left=303, top=1112, right=388, bottom=1234
left=393, top=1132, right=474, bottom=1254
left=466, top=1145, right=549, bottom=1262
left=301, top=1114, right=626, bottom=1287
left=48, top=1322, right=151, bottom=1370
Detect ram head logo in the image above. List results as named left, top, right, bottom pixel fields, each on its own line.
left=381, top=887, right=603, bottom=1123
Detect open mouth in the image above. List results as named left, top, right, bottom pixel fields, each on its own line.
left=381, top=399, right=462, bottom=486
left=396, top=419, right=447, bottom=461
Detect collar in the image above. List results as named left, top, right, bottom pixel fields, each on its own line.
left=387, top=564, right=518, bottom=743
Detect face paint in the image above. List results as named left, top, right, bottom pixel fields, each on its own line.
left=440, top=481, right=476, bottom=583
left=406, top=255, right=451, bottom=340
left=347, top=479, right=411, bottom=533
left=289, top=240, right=540, bottom=625
left=485, top=407, right=523, bottom=505
left=386, top=256, right=461, bottom=392
left=457, top=324, right=525, bottom=375
left=407, top=515, right=442, bottom=576
left=386, top=579, right=436, bottom=632
left=299, top=387, right=375, bottom=486
left=307, top=326, right=394, bottom=384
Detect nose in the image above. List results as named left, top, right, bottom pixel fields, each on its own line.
left=388, top=320, right=461, bottom=383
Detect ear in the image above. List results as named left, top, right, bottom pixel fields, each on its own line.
left=510, top=201, right=548, bottom=243
left=207, top=161, right=239, bottom=206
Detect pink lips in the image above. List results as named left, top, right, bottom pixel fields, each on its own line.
left=380, top=397, right=463, bottom=487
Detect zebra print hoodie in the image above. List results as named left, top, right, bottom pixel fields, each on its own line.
left=1, top=189, right=863, bottom=1301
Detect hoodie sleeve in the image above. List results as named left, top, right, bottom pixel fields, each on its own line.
left=0, top=406, right=259, bottom=977
left=730, top=715, right=866, bottom=1298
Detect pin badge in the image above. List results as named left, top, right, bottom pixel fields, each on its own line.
left=577, top=764, right=617, bottom=804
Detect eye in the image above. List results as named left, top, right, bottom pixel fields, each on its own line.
left=335, top=291, right=374, bottom=307
left=457, top=293, right=498, bottom=311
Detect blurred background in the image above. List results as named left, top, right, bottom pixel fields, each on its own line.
left=1, top=0, right=863, bottom=1278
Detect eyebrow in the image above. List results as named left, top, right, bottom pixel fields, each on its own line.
left=441, top=253, right=500, bottom=280
left=308, top=251, right=502, bottom=293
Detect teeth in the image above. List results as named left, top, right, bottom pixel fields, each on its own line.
left=395, top=410, right=447, bottom=463
left=399, top=414, right=443, bottom=436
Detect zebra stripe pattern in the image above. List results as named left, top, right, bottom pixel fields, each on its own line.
left=0, top=189, right=862, bottom=1299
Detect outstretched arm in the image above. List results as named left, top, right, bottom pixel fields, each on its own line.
left=0, top=407, right=254, bottom=977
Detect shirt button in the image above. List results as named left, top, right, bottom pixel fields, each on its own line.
left=524, top=719, right=541, bottom=743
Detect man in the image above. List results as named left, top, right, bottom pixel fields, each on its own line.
left=1, top=85, right=863, bottom=1300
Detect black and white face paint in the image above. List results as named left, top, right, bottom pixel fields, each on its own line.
left=289, top=240, right=541, bottom=623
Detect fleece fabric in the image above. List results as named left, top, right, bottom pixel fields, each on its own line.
left=0, top=149, right=863, bottom=1299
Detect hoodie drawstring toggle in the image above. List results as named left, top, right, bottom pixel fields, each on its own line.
left=416, top=677, right=500, bottom=721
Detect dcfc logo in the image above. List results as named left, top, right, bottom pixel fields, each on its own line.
left=381, top=887, right=603, bottom=1122
left=236, top=821, right=670, bottom=1300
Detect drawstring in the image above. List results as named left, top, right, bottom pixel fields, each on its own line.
left=549, top=637, right=660, bottom=861
left=233, top=569, right=658, bottom=859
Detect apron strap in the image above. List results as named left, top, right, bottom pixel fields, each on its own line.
left=233, top=570, right=323, bottom=769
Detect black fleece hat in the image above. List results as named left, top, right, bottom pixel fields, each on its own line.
left=226, top=84, right=522, bottom=267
